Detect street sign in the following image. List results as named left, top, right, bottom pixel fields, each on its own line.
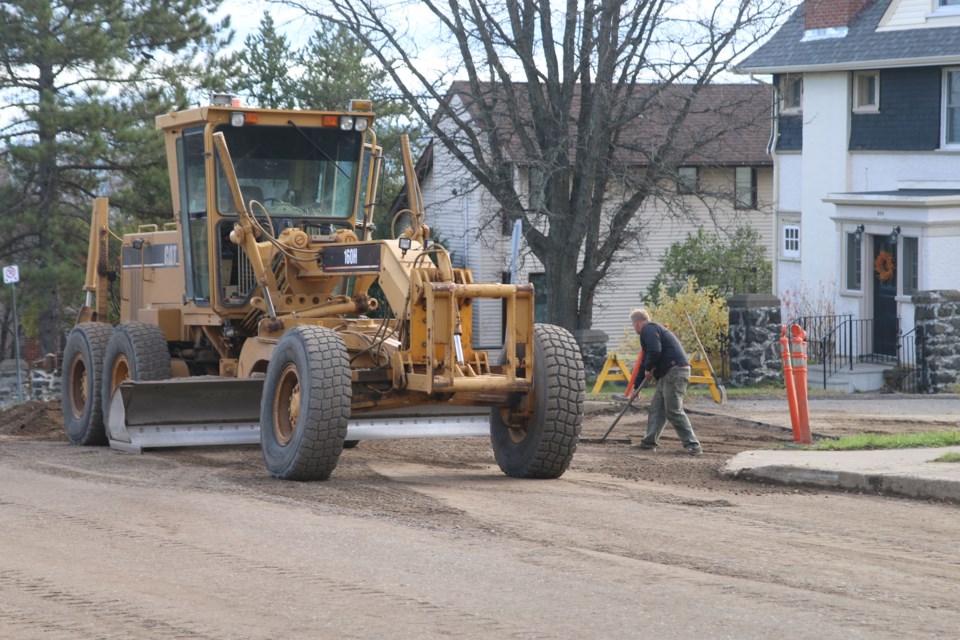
left=3, top=265, right=19, bottom=284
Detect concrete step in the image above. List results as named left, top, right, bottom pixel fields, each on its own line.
left=811, top=363, right=890, bottom=393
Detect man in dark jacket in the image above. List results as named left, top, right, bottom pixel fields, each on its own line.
left=631, top=308, right=702, bottom=455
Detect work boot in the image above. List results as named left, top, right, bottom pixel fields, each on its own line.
left=684, top=444, right=703, bottom=456
left=637, top=441, right=658, bottom=451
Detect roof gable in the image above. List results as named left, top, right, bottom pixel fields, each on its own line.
left=443, top=81, right=773, bottom=167
left=739, top=0, right=960, bottom=73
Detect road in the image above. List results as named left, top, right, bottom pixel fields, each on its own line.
left=0, top=403, right=958, bottom=639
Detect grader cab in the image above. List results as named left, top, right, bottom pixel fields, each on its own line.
left=61, top=99, right=584, bottom=480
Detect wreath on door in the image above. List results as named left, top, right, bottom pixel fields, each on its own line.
left=874, top=249, right=895, bottom=283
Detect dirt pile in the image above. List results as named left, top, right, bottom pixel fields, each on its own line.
left=0, top=399, right=64, bottom=440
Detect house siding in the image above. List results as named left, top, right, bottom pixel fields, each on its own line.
left=850, top=67, right=941, bottom=151
left=777, top=115, right=804, bottom=151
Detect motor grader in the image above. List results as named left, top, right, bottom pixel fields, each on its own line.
left=60, top=99, right=584, bottom=480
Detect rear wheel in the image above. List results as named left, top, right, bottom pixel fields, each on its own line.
left=260, top=326, right=351, bottom=480
left=101, top=323, right=173, bottom=427
left=61, top=323, right=113, bottom=445
left=490, top=324, right=584, bottom=478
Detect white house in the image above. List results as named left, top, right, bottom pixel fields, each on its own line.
left=739, top=0, right=960, bottom=360
left=403, top=82, right=775, bottom=357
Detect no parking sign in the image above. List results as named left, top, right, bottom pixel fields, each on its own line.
left=3, top=265, right=18, bottom=284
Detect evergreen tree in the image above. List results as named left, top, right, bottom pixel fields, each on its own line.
left=225, top=13, right=297, bottom=109
left=0, top=1, right=230, bottom=353
left=645, top=227, right=773, bottom=305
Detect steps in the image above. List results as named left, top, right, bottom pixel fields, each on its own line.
left=813, top=362, right=890, bottom=393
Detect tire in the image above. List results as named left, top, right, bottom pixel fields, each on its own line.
left=61, top=323, right=114, bottom=445
left=342, top=440, right=359, bottom=449
left=490, top=323, right=584, bottom=478
left=260, top=325, right=351, bottom=481
left=101, top=322, right=173, bottom=427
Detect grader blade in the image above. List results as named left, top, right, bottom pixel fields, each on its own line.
left=106, top=378, right=492, bottom=454
left=106, top=378, right=263, bottom=453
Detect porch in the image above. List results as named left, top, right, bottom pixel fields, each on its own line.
left=796, top=315, right=925, bottom=393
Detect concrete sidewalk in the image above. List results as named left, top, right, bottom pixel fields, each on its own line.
left=706, top=393, right=960, bottom=502
left=722, top=446, right=960, bottom=502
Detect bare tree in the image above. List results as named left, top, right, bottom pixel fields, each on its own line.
left=276, top=0, right=793, bottom=331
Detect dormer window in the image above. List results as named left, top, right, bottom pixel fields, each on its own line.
left=935, top=0, right=960, bottom=15
left=853, top=71, right=879, bottom=113
left=780, top=74, right=802, bottom=113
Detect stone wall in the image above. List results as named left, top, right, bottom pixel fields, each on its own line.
left=913, top=290, right=960, bottom=393
left=572, top=329, right=609, bottom=380
left=727, top=294, right=783, bottom=387
left=0, top=359, right=61, bottom=410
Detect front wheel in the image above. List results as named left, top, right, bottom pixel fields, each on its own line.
left=490, top=324, right=584, bottom=478
left=260, top=326, right=351, bottom=480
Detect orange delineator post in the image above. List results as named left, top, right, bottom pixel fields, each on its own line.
left=624, top=351, right=644, bottom=397
left=780, top=325, right=802, bottom=442
left=790, top=324, right=812, bottom=444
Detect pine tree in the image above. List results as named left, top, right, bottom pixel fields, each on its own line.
left=0, top=1, right=230, bottom=353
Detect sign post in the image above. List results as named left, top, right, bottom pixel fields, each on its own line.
left=3, top=265, right=23, bottom=404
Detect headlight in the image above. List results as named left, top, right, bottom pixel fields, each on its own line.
left=339, top=116, right=354, bottom=131
left=353, top=117, right=369, bottom=131
left=230, top=112, right=245, bottom=127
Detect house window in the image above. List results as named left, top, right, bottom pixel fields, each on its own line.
left=902, top=236, right=919, bottom=295
left=782, top=223, right=800, bottom=259
left=677, top=167, right=698, bottom=194
left=734, top=167, right=757, bottom=209
left=845, top=231, right=862, bottom=291
left=940, top=0, right=960, bottom=6
left=780, top=74, right=802, bottom=112
left=853, top=71, right=879, bottom=112
left=502, top=210, right=520, bottom=236
left=528, top=272, right=548, bottom=323
left=943, top=69, right=960, bottom=146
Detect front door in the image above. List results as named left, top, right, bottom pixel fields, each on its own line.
left=871, top=236, right=898, bottom=357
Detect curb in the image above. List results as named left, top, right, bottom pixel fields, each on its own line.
left=723, top=462, right=960, bottom=503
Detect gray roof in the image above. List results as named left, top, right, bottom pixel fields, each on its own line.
left=739, top=0, right=960, bottom=73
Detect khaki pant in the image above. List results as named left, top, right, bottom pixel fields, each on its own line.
left=639, top=367, right=699, bottom=448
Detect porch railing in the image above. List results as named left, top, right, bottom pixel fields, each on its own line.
left=794, top=315, right=928, bottom=392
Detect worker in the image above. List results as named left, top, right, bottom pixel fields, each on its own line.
left=630, top=308, right=702, bottom=455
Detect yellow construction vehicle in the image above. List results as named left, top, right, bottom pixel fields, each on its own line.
left=60, top=99, right=584, bottom=480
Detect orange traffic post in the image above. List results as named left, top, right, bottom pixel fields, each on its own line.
left=624, top=351, right=644, bottom=397
left=790, top=324, right=812, bottom=444
left=780, top=325, right=802, bottom=442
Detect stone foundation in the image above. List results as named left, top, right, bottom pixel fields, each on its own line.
left=572, top=329, right=609, bottom=380
left=727, top=294, right=782, bottom=387
left=913, top=290, right=960, bottom=393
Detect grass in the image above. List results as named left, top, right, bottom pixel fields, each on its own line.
left=807, top=431, right=960, bottom=451
left=934, top=452, right=960, bottom=463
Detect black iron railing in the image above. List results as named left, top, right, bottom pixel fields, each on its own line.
left=894, top=326, right=927, bottom=393
left=795, top=315, right=895, bottom=389
left=794, top=314, right=929, bottom=392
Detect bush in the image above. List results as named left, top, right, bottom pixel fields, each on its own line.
left=618, top=277, right=728, bottom=367
left=645, top=226, right=772, bottom=305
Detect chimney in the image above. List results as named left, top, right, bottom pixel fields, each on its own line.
left=804, top=0, right=875, bottom=31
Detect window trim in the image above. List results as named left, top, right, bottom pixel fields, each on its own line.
left=677, top=166, right=698, bottom=195
left=901, top=235, right=920, bottom=297
left=781, top=222, right=800, bottom=260
left=942, top=68, right=960, bottom=148
left=853, top=71, right=880, bottom=113
left=780, top=74, right=803, bottom=114
left=734, top=166, right=758, bottom=210
left=843, top=229, right=863, bottom=293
